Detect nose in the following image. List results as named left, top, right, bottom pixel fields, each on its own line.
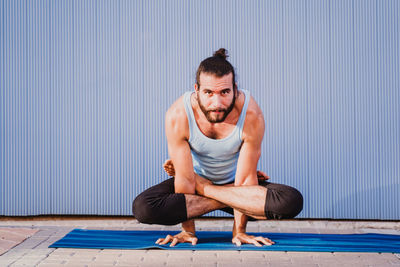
left=211, top=95, right=223, bottom=109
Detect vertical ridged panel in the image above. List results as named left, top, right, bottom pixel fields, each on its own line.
left=1, top=0, right=52, bottom=215
left=353, top=0, right=381, bottom=219
left=330, top=0, right=357, bottom=218
left=0, top=0, right=399, bottom=219
left=375, top=0, right=399, bottom=219
left=307, top=0, right=333, bottom=218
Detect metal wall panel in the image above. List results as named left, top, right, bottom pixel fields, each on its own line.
left=0, top=0, right=399, bottom=219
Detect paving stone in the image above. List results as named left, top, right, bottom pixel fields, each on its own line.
left=68, top=249, right=102, bottom=256
left=166, top=258, right=193, bottom=266
left=217, top=261, right=245, bottom=267
left=192, top=251, right=217, bottom=263
left=245, top=223, right=260, bottom=232
left=360, top=229, right=400, bottom=235
left=197, top=226, right=224, bottom=231
left=166, top=262, right=194, bottom=267
left=192, top=263, right=216, bottom=267
left=11, top=236, right=47, bottom=250
left=116, top=258, right=143, bottom=266
left=38, top=258, right=66, bottom=265
left=97, top=249, right=125, bottom=255
left=297, top=228, right=320, bottom=234
left=318, top=228, right=346, bottom=234
left=11, top=256, right=46, bottom=266
left=88, top=261, right=118, bottom=267
left=61, top=263, right=91, bottom=267
left=93, top=254, right=121, bottom=264
left=37, top=263, right=64, bottom=267
left=121, top=226, right=144, bottom=230
left=167, top=250, right=193, bottom=257
left=54, top=227, right=75, bottom=236
left=263, top=251, right=291, bottom=260
left=0, top=258, right=18, bottom=266
left=263, top=262, right=292, bottom=267
left=34, top=236, right=61, bottom=249
left=290, top=264, right=317, bottom=267
left=259, top=226, right=282, bottom=232
left=278, top=228, right=301, bottom=233
left=145, top=250, right=169, bottom=257
left=33, top=229, right=58, bottom=237
left=239, top=250, right=266, bottom=259
left=216, top=251, right=240, bottom=260
left=63, top=258, right=96, bottom=265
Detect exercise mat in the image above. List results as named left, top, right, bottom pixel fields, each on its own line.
left=49, top=229, right=400, bottom=253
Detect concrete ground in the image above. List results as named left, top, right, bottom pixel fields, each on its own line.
left=0, top=217, right=399, bottom=267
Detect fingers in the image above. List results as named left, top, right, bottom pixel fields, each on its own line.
left=170, top=237, right=178, bottom=247
left=255, top=236, right=274, bottom=246
left=157, top=235, right=173, bottom=245
left=191, top=237, right=198, bottom=245
left=156, top=234, right=198, bottom=247
left=242, top=235, right=262, bottom=247
left=232, top=234, right=275, bottom=247
left=250, top=239, right=262, bottom=247
left=233, top=237, right=242, bottom=246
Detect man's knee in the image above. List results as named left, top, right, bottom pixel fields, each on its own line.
left=265, top=184, right=303, bottom=220
left=132, top=191, right=187, bottom=225
left=132, top=194, right=157, bottom=224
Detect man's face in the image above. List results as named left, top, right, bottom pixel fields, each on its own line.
left=195, top=72, right=236, bottom=123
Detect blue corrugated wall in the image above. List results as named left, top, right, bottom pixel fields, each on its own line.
left=0, top=0, right=399, bottom=219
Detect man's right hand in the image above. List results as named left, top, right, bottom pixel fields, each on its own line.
left=155, top=231, right=198, bottom=247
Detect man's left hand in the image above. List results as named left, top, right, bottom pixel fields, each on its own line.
left=232, top=232, right=274, bottom=247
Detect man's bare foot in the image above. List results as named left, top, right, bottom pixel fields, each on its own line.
left=163, top=159, right=175, bottom=176
left=194, top=173, right=213, bottom=196
left=257, top=170, right=270, bottom=181
left=163, top=159, right=270, bottom=181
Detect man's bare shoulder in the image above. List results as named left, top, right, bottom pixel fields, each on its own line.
left=242, top=95, right=265, bottom=141
left=165, top=95, right=189, bottom=139
left=246, top=95, right=264, bottom=123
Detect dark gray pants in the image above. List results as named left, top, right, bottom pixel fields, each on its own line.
left=132, top=178, right=303, bottom=225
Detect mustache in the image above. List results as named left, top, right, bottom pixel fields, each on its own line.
left=208, top=109, right=227, bottom=112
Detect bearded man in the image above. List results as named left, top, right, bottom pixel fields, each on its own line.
left=132, top=48, right=303, bottom=247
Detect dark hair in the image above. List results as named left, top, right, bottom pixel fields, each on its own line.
left=196, top=48, right=237, bottom=91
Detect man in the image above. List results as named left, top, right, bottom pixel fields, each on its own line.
left=132, top=48, right=303, bottom=247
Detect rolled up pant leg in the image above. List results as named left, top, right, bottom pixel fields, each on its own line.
left=132, top=178, right=187, bottom=225
left=261, top=181, right=303, bottom=219
left=220, top=182, right=303, bottom=220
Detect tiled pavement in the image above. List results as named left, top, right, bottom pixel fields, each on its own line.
left=0, top=217, right=399, bottom=266
left=0, top=228, right=39, bottom=256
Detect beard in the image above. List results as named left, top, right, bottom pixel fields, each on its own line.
left=197, top=92, right=237, bottom=123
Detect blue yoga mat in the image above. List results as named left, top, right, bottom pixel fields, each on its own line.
left=49, top=229, right=400, bottom=253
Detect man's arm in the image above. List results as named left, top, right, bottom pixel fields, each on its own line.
left=232, top=97, right=265, bottom=244
left=165, top=108, right=195, bottom=194
left=156, top=97, right=197, bottom=246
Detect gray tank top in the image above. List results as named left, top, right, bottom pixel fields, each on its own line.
left=183, top=90, right=250, bottom=184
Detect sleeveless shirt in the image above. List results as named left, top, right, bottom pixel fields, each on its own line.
left=183, top=90, right=250, bottom=184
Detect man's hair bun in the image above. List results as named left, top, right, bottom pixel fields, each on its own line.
left=213, top=48, right=228, bottom=60
left=196, top=48, right=236, bottom=90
